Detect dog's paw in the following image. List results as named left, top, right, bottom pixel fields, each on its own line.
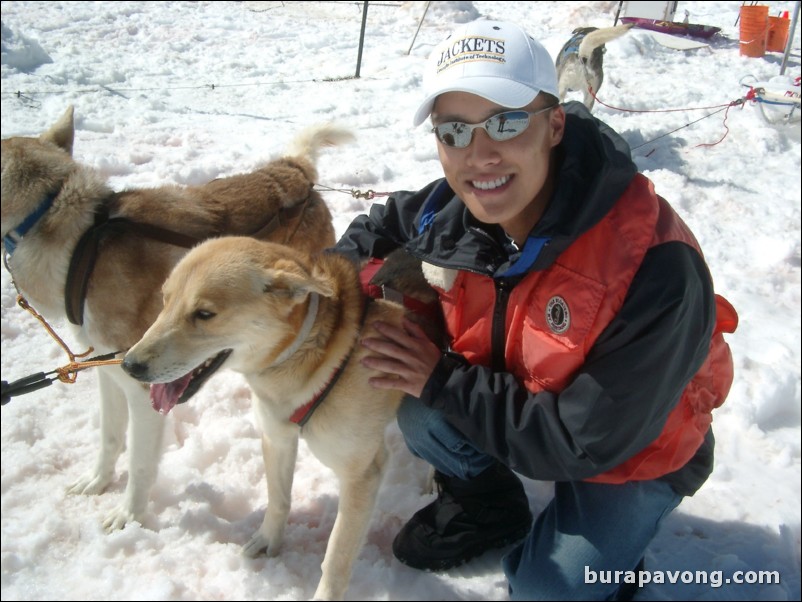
left=66, top=470, right=112, bottom=496
left=242, top=530, right=282, bottom=558
left=313, top=579, right=348, bottom=600
left=102, top=505, right=141, bottom=532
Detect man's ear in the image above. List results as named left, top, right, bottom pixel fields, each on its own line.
left=549, top=105, right=566, bottom=148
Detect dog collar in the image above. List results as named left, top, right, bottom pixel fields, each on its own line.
left=289, top=254, right=438, bottom=428
left=270, top=292, right=320, bottom=367
left=3, top=190, right=59, bottom=256
left=289, top=299, right=368, bottom=428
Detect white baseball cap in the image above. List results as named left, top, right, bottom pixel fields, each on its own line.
left=413, top=20, right=559, bottom=126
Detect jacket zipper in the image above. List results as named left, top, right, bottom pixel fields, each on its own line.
left=491, top=279, right=513, bottom=371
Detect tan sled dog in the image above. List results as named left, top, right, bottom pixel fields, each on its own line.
left=122, top=239, right=442, bottom=600
left=1, top=106, right=351, bottom=530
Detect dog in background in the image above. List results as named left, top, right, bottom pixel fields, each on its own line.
left=1, top=106, right=350, bottom=531
left=122, top=240, right=443, bottom=600
left=555, top=24, right=633, bottom=110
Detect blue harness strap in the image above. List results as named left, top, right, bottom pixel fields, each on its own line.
left=561, top=31, right=587, bottom=57
left=3, top=191, right=59, bottom=256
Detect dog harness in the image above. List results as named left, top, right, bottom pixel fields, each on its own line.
left=63, top=195, right=312, bottom=325
left=560, top=30, right=587, bottom=59
left=287, top=334, right=357, bottom=427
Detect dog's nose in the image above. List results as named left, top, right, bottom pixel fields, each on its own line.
left=121, top=358, right=149, bottom=380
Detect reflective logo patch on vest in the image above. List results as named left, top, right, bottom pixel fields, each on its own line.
left=546, top=296, right=570, bottom=334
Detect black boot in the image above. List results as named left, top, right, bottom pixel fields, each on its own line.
left=392, top=463, right=533, bottom=571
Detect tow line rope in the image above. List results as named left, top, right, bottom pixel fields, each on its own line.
left=1, top=294, right=122, bottom=405
left=314, top=185, right=392, bottom=200
left=589, top=86, right=752, bottom=151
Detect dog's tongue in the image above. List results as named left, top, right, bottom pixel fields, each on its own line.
left=150, top=374, right=192, bottom=415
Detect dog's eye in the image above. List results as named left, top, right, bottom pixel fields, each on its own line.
left=194, top=310, right=216, bottom=321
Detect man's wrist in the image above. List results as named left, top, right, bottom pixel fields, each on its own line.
left=420, top=351, right=465, bottom=406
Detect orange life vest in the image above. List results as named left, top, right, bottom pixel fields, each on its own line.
left=433, top=174, right=737, bottom=483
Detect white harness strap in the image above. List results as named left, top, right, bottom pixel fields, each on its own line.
left=270, top=292, right=319, bottom=367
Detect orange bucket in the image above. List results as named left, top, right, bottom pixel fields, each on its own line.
left=767, top=15, right=790, bottom=52
left=739, top=5, right=769, bottom=58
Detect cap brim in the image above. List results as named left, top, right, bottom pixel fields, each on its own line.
left=412, top=77, right=543, bottom=126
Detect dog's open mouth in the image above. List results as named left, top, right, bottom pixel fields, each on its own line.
left=150, top=350, right=232, bottom=414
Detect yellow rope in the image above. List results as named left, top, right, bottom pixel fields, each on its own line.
left=16, top=294, right=123, bottom=384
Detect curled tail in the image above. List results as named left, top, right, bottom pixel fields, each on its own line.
left=577, top=24, right=633, bottom=59
left=286, top=123, right=355, bottom=165
left=279, top=123, right=354, bottom=188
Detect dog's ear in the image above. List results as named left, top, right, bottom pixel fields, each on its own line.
left=41, top=105, right=75, bottom=155
left=261, top=260, right=334, bottom=300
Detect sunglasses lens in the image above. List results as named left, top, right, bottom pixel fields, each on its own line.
left=486, top=112, right=531, bottom=141
left=435, top=123, right=471, bottom=148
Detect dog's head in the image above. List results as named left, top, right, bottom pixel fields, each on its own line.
left=122, top=236, right=335, bottom=414
left=1, top=106, right=76, bottom=239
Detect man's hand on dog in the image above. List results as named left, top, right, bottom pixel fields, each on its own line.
left=360, top=317, right=441, bottom=397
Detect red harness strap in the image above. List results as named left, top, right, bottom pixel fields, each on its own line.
left=359, top=257, right=385, bottom=298
left=359, top=257, right=440, bottom=323
left=288, top=351, right=352, bottom=426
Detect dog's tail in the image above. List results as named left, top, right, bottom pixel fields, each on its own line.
left=578, top=24, right=633, bottom=59
left=285, top=123, right=355, bottom=165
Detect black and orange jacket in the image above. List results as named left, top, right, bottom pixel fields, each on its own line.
left=336, top=102, right=737, bottom=495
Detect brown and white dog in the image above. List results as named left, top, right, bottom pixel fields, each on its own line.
left=0, top=106, right=351, bottom=531
left=122, top=239, right=442, bottom=600
left=555, top=24, right=633, bottom=110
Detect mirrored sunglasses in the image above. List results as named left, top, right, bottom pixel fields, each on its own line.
left=431, top=105, right=557, bottom=148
